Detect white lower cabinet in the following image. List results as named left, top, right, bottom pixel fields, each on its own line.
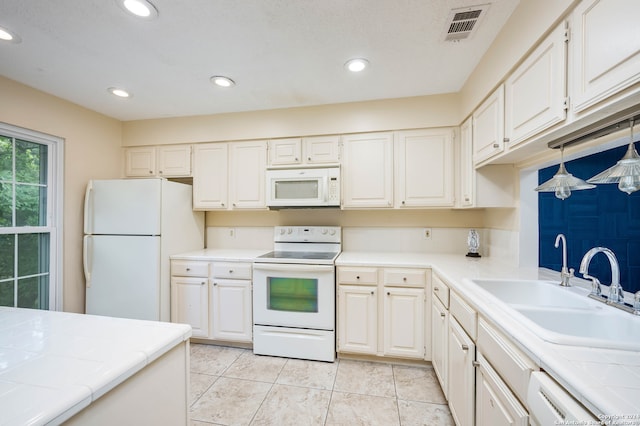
left=448, top=315, right=476, bottom=426
left=337, top=266, right=427, bottom=360
left=431, top=296, right=449, bottom=398
left=337, top=284, right=378, bottom=354
left=171, top=259, right=252, bottom=343
left=210, top=279, right=252, bottom=342
left=170, top=260, right=210, bottom=338
left=476, top=352, right=528, bottom=426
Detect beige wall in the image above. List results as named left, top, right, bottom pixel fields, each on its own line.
left=0, top=76, right=122, bottom=313
left=122, top=94, right=461, bottom=146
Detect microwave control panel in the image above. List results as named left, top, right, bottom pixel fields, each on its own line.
left=328, top=177, right=339, bottom=203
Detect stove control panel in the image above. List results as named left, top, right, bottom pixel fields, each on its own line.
left=274, top=226, right=341, bottom=243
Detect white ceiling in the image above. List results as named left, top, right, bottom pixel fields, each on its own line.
left=0, top=0, right=519, bottom=121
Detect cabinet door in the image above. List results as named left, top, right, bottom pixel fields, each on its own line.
left=395, top=129, right=454, bottom=207
left=124, top=147, right=156, bottom=177
left=303, top=135, right=340, bottom=164
left=383, top=287, right=425, bottom=358
left=268, top=138, right=302, bottom=165
left=571, top=0, right=640, bottom=113
left=475, top=352, right=528, bottom=426
left=505, top=22, right=567, bottom=147
left=473, top=85, right=505, bottom=165
left=171, top=276, right=208, bottom=338
left=337, top=285, right=377, bottom=355
left=193, top=143, right=228, bottom=210
left=448, top=316, right=476, bottom=426
left=342, top=132, right=394, bottom=208
left=210, top=279, right=252, bottom=342
left=431, top=298, right=449, bottom=398
left=459, top=117, right=474, bottom=207
left=229, top=140, right=267, bottom=209
left=157, top=145, right=192, bottom=177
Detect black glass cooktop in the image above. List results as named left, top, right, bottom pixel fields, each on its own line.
left=257, top=251, right=338, bottom=261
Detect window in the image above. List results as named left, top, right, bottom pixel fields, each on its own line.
left=0, top=123, right=62, bottom=310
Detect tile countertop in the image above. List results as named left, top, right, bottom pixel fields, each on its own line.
left=337, top=252, right=640, bottom=421
left=0, top=307, right=191, bottom=426
left=170, top=248, right=269, bottom=262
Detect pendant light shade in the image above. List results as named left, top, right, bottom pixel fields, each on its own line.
left=535, top=146, right=595, bottom=200
left=587, top=119, right=640, bottom=194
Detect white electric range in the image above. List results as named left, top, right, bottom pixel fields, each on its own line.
left=252, top=226, right=341, bottom=362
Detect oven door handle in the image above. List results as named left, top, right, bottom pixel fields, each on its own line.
left=253, top=263, right=335, bottom=273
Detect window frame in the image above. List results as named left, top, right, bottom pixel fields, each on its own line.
left=0, top=122, right=64, bottom=311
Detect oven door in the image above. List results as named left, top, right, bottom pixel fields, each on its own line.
left=252, top=263, right=335, bottom=330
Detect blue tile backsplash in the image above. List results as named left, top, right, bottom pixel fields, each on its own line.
left=538, top=142, right=640, bottom=294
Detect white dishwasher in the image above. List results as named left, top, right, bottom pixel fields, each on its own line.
left=527, top=372, right=598, bottom=425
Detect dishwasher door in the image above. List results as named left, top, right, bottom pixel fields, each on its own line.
left=527, top=372, right=597, bottom=425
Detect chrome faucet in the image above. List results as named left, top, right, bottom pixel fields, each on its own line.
left=579, top=247, right=624, bottom=304
left=554, top=234, right=574, bottom=287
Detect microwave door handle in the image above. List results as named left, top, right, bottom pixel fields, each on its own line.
left=323, top=176, right=329, bottom=202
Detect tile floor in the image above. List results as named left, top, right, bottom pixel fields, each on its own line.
left=189, top=343, right=454, bottom=426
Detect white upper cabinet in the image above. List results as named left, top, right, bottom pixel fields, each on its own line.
left=394, top=129, right=454, bottom=207
left=342, top=132, right=394, bottom=208
left=505, top=22, right=568, bottom=148
left=570, top=0, right=640, bottom=113
left=473, top=85, right=505, bottom=165
left=229, top=140, right=267, bottom=209
left=192, top=143, right=228, bottom=210
left=125, top=145, right=191, bottom=178
left=268, top=135, right=339, bottom=166
left=193, top=141, right=267, bottom=210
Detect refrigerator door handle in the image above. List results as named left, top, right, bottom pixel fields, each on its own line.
left=83, top=235, right=92, bottom=287
left=83, top=180, right=93, bottom=234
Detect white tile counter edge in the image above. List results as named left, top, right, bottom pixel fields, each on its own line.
left=170, top=248, right=269, bottom=262
left=0, top=307, right=192, bottom=426
left=336, top=251, right=640, bottom=419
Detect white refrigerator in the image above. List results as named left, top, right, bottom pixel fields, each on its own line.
left=83, top=178, right=204, bottom=321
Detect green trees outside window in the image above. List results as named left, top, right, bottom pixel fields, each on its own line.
left=0, top=135, right=50, bottom=309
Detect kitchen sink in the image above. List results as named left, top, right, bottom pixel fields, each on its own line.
left=472, top=279, right=595, bottom=309
left=469, top=278, right=640, bottom=351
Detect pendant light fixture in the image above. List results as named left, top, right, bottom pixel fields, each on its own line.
left=587, top=118, right=640, bottom=194
left=535, top=146, right=595, bottom=200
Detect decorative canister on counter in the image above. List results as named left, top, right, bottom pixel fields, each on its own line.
left=466, top=229, right=481, bottom=258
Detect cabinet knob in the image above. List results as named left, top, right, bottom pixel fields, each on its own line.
left=356, top=276, right=360, bottom=280
left=159, top=170, right=163, bottom=174
left=387, top=291, right=390, bottom=296
left=464, top=197, right=470, bottom=202
left=434, top=287, right=439, bottom=292
left=186, top=268, right=191, bottom=271
left=307, top=157, right=311, bottom=161
left=201, top=281, right=205, bottom=285
left=149, top=170, right=153, bottom=174
left=370, top=291, right=374, bottom=295
left=295, top=157, right=299, bottom=161
left=213, top=282, right=217, bottom=286
left=229, top=270, right=234, bottom=274
left=461, top=344, right=469, bottom=351
left=221, top=203, right=225, bottom=207
left=402, top=201, right=405, bottom=205
left=402, top=277, right=407, bottom=281
left=232, top=203, right=236, bottom=207
left=492, top=143, right=500, bottom=148
left=440, top=312, right=446, bottom=318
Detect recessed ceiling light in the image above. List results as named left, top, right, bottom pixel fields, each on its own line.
left=210, top=76, right=236, bottom=88
left=345, top=58, right=369, bottom=73
left=117, top=0, right=158, bottom=19
left=0, top=26, right=21, bottom=43
left=108, top=87, right=132, bottom=98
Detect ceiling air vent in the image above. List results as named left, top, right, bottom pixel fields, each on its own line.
left=444, top=4, right=490, bottom=42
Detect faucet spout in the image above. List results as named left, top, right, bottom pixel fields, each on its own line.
left=554, top=234, right=573, bottom=286
left=579, top=247, right=623, bottom=303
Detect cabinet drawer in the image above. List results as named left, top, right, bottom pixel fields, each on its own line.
left=338, top=267, right=378, bottom=285
left=383, top=268, right=426, bottom=287
left=432, top=273, right=450, bottom=308
left=450, top=291, right=477, bottom=340
left=211, top=262, right=252, bottom=279
left=477, top=317, right=538, bottom=403
left=171, top=260, right=209, bottom=277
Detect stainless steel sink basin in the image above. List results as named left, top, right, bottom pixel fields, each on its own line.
left=472, top=279, right=594, bottom=309
left=469, top=278, right=640, bottom=351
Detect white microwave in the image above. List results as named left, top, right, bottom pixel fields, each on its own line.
left=266, top=166, right=340, bottom=208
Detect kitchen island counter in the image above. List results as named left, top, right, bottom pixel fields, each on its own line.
left=0, top=307, right=191, bottom=425
left=337, top=251, right=640, bottom=421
